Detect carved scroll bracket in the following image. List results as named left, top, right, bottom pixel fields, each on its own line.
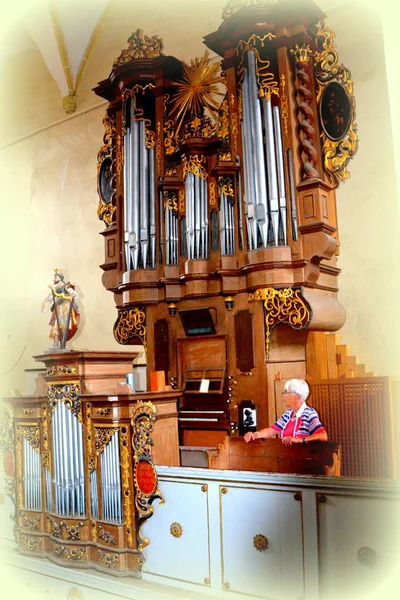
left=130, top=401, right=164, bottom=553
left=113, top=307, right=147, bottom=356
left=248, top=287, right=312, bottom=360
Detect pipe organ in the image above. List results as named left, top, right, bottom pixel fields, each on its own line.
left=3, top=351, right=179, bottom=575
left=94, top=0, right=358, bottom=445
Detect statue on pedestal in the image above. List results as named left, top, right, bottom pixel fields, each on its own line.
left=41, top=269, right=80, bottom=351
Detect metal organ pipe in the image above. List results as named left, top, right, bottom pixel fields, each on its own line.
left=22, top=437, right=42, bottom=511
left=241, top=70, right=257, bottom=250
left=287, top=149, right=299, bottom=241
left=51, top=401, right=85, bottom=517
left=273, top=105, right=288, bottom=245
left=262, top=95, right=279, bottom=246
left=100, top=431, right=122, bottom=524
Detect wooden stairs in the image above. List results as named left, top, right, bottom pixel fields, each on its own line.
left=306, top=332, right=376, bottom=381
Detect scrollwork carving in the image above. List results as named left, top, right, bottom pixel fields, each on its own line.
left=113, top=307, right=147, bottom=354
left=47, top=383, right=82, bottom=422
left=98, top=550, right=119, bottom=568
left=51, top=541, right=87, bottom=562
left=182, top=155, right=207, bottom=180
left=98, top=524, right=116, bottom=546
left=248, top=287, right=312, bottom=360
left=95, top=427, right=119, bottom=456
left=314, top=22, right=358, bottom=185
left=119, top=426, right=133, bottom=548
left=19, top=511, right=41, bottom=531
left=113, top=29, right=164, bottom=68
left=21, top=535, right=42, bottom=552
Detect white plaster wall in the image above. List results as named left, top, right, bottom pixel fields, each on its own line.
left=1, top=0, right=399, bottom=398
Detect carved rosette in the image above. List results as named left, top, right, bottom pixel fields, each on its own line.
left=113, top=29, right=164, bottom=68
left=290, top=44, right=319, bottom=180
left=98, top=549, right=119, bottom=568
left=313, top=22, right=358, bottom=185
left=248, top=287, right=312, bottom=359
left=47, top=383, right=82, bottom=423
left=114, top=307, right=147, bottom=354
left=97, top=113, right=116, bottom=227
left=130, top=401, right=164, bottom=553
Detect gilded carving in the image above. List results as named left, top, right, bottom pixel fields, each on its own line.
left=19, top=408, right=33, bottom=416
left=253, top=533, right=268, bottom=552
left=181, top=115, right=216, bottom=141
left=47, top=383, right=82, bottom=423
left=63, top=521, right=85, bottom=541
left=182, top=155, right=207, bottom=181
left=21, top=535, right=42, bottom=552
left=280, top=74, right=288, bottom=136
left=119, top=426, right=133, bottom=548
left=98, top=524, right=116, bottom=546
left=88, top=454, right=97, bottom=473
left=97, top=113, right=116, bottom=227
left=113, top=29, right=164, bottom=68
left=209, top=182, right=217, bottom=207
left=156, top=120, right=162, bottom=173
left=16, top=425, right=40, bottom=451
left=248, top=287, right=312, bottom=359
left=237, top=36, right=279, bottom=101
left=178, top=189, right=185, bottom=213
left=95, top=426, right=119, bottom=456
left=113, top=307, right=147, bottom=353
left=170, top=51, right=223, bottom=137
left=223, top=1, right=279, bottom=20
left=98, top=550, right=119, bottom=568
left=130, top=401, right=164, bottom=552
left=314, top=22, right=358, bottom=185
left=290, top=44, right=319, bottom=180
left=47, top=515, right=62, bottom=538
left=46, top=365, right=77, bottom=376
left=47, top=516, right=84, bottom=541
left=230, top=94, right=239, bottom=154
left=94, top=407, right=111, bottom=417
left=0, top=403, right=16, bottom=500
left=51, top=541, right=87, bottom=562
left=164, top=191, right=178, bottom=212
left=218, top=176, right=234, bottom=198
left=19, top=511, right=41, bottom=531
left=170, top=522, right=183, bottom=538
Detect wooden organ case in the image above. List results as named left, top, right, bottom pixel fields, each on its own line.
left=94, top=0, right=357, bottom=446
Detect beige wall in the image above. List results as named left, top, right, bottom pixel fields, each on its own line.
left=1, top=0, right=399, bottom=397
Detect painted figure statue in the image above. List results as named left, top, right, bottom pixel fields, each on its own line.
left=41, top=269, right=80, bottom=350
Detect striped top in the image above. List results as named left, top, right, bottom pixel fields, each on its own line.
left=271, top=404, right=326, bottom=438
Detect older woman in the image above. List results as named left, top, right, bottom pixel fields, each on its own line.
left=244, top=378, right=327, bottom=446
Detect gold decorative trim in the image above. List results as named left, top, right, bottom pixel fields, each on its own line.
left=130, top=401, right=164, bottom=552
left=218, top=176, right=234, bottom=198
left=248, top=287, right=312, bottom=360
left=97, top=113, right=116, bottom=228
left=182, top=155, right=207, bottom=181
left=253, top=533, right=268, bottom=552
left=201, top=485, right=208, bottom=492
left=164, top=191, right=178, bottom=212
left=114, top=307, right=147, bottom=354
left=19, top=408, right=33, bottom=416
left=46, top=365, right=77, bottom=377
left=95, top=426, right=119, bottom=456
left=237, top=38, right=279, bottom=101
left=51, top=541, right=87, bottom=562
left=156, top=121, right=162, bottom=173
left=88, top=454, right=97, bottom=473
left=19, top=511, right=40, bottom=532
left=98, top=549, right=119, bottom=568
left=16, top=425, right=40, bottom=451
left=113, top=29, right=163, bottom=68
left=280, top=74, right=288, bottom=135
left=209, top=182, right=217, bottom=207
left=94, top=407, right=111, bottom=417
left=99, top=524, right=116, bottom=546
left=21, top=534, right=42, bottom=552
left=314, top=21, right=358, bottom=185
left=230, top=94, right=239, bottom=155
left=48, top=383, right=82, bottom=423
left=291, top=43, right=313, bottom=63
left=222, top=0, right=278, bottom=20
left=42, top=452, right=51, bottom=473
left=221, top=487, right=228, bottom=494
left=178, top=189, right=185, bottom=213
left=181, top=115, right=216, bottom=141
left=119, top=425, right=134, bottom=548
left=47, top=515, right=62, bottom=538
left=170, top=522, right=183, bottom=538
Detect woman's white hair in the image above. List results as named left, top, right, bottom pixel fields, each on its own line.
left=284, top=378, right=309, bottom=402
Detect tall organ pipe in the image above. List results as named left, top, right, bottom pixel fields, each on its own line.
left=148, top=146, right=156, bottom=268
left=273, top=105, right=288, bottom=245
left=247, top=50, right=269, bottom=247
left=124, top=100, right=132, bottom=270
left=262, top=96, right=279, bottom=246
left=242, top=70, right=257, bottom=250
left=131, top=116, right=140, bottom=270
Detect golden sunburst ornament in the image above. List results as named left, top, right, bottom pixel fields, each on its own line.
left=171, top=51, right=224, bottom=136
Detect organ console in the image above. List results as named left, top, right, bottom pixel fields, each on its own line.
left=94, top=0, right=357, bottom=444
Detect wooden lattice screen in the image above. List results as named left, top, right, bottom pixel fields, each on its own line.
left=309, top=377, right=396, bottom=478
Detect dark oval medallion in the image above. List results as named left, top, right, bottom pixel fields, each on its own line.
left=320, top=81, right=352, bottom=142
left=99, top=157, right=113, bottom=204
